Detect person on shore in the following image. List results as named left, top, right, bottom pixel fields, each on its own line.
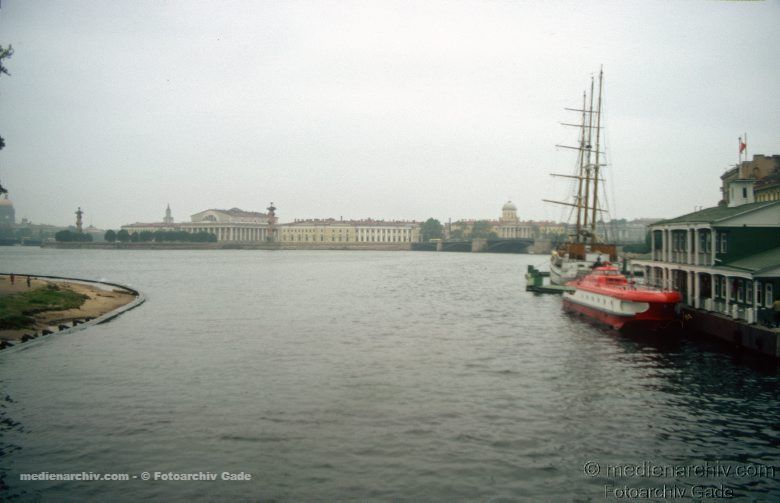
left=26, top=275, right=31, bottom=288
left=9, top=273, right=14, bottom=285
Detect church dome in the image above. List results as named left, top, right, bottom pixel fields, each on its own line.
left=502, top=201, right=517, bottom=211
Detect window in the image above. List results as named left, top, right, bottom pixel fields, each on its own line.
left=737, top=279, right=744, bottom=303
left=742, top=187, right=748, bottom=198
left=746, top=281, right=753, bottom=305
left=718, top=232, right=728, bottom=253
left=757, top=281, right=763, bottom=305
left=767, top=284, right=774, bottom=307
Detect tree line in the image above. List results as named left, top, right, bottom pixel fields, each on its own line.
left=104, top=229, right=217, bottom=243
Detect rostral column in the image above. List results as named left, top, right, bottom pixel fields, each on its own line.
left=266, top=202, right=277, bottom=242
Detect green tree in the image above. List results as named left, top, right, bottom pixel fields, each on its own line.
left=54, top=230, right=72, bottom=242
left=116, top=229, right=130, bottom=242
left=0, top=45, right=12, bottom=77
left=55, top=230, right=93, bottom=242
left=105, top=230, right=117, bottom=242
left=420, top=218, right=443, bottom=242
left=470, top=220, right=496, bottom=239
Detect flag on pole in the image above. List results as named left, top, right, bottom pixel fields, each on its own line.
left=739, top=137, right=746, bottom=153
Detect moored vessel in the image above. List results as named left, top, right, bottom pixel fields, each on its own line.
left=562, top=265, right=681, bottom=330
left=545, top=67, right=618, bottom=284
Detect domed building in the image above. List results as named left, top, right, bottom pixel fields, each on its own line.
left=500, top=201, right=519, bottom=224
left=0, top=195, right=15, bottom=225
left=496, top=201, right=533, bottom=239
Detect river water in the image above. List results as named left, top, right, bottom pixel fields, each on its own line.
left=0, top=248, right=778, bottom=501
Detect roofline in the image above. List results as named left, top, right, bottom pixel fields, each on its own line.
left=650, top=200, right=780, bottom=227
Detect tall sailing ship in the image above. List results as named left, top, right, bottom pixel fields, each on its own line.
left=544, top=68, right=617, bottom=285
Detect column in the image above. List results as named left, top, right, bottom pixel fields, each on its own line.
left=711, top=230, right=717, bottom=266
left=686, top=229, right=692, bottom=265
left=661, top=229, right=668, bottom=262
left=725, top=276, right=731, bottom=308
left=651, top=230, right=656, bottom=260
left=711, top=274, right=716, bottom=306
left=686, top=271, right=692, bottom=304
left=693, top=272, right=700, bottom=308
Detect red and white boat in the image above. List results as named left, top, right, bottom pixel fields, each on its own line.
left=562, top=265, right=681, bottom=330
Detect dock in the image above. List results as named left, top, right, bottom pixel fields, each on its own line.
left=525, top=265, right=575, bottom=294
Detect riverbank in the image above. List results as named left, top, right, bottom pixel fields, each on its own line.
left=0, top=274, right=140, bottom=349
left=42, top=241, right=413, bottom=251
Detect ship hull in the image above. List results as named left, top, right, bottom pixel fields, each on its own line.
left=549, top=258, right=594, bottom=285
left=562, top=296, right=677, bottom=331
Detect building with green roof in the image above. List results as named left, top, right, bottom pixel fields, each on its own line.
left=632, top=197, right=780, bottom=328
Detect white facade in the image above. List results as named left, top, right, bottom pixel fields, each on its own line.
left=496, top=201, right=534, bottom=239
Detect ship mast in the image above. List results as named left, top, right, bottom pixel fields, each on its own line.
left=575, top=91, right=587, bottom=243
left=544, top=69, right=607, bottom=242
left=590, top=67, right=604, bottom=241
left=582, top=75, right=595, bottom=238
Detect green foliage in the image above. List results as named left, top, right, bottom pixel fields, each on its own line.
left=0, top=44, right=12, bottom=77
left=151, top=230, right=216, bottom=242
left=108, top=229, right=217, bottom=243
left=470, top=220, right=496, bottom=239
left=623, top=231, right=651, bottom=254
left=420, top=218, right=443, bottom=242
left=55, top=230, right=93, bottom=242
left=0, top=284, right=88, bottom=330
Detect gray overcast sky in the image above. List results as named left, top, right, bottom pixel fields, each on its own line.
left=1, top=0, right=778, bottom=229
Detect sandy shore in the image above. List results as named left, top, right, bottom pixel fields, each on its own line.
left=0, top=274, right=137, bottom=343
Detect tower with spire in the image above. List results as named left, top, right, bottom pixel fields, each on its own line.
left=163, top=204, right=173, bottom=225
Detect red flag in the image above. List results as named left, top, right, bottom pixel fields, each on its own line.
left=739, top=138, right=746, bottom=153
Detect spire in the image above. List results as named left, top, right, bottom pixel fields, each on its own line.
left=163, top=203, right=173, bottom=224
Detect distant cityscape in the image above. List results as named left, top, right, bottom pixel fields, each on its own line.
left=1, top=153, right=778, bottom=247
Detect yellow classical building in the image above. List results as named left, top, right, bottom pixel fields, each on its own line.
left=278, top=219, right=420, bottom=244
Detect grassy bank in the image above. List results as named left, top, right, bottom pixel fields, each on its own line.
left=0, top=284, right=88, bottom=330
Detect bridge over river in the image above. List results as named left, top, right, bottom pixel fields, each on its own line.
left=412, top=238, right=536, bottom=253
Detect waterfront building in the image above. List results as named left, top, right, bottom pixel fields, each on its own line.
left=495, top=201, right=534, bottom=239
left=534, top=221, right=567, bottom=239
left=445, top=202, right=535, bottom=240
left=278, top=218, right=420, bottom=244
left=632, top=199, right=780, bottom=326
left=121, top=206, right=271, bottom=242
left=181, top=208, right=271, bottom=242
left=755, top=173, right=780, bottom=202
left=597, top=218, right=660, bottom=244
left=720, top=154, right=780, bottom=205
